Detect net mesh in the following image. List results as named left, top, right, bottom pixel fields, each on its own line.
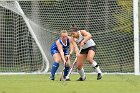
left=0, top=5, right=43, bottom=72
left=0, top=0, right=134, bottom=73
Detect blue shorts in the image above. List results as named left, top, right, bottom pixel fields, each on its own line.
left=50, top=49, right=69, bottom=56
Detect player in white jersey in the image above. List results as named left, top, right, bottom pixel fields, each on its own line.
left=70, top=24, right=102, bottom=81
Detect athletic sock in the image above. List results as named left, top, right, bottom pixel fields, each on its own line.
left=51, top=62, right=59, bottom=77
left=91, top=61, right=102, bottom=73
left=77, top=68, right=86, bottom=79
left=63, top=66, right=70, bottom=79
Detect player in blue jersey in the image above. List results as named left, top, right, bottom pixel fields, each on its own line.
left=50, top=30, right=73, bottom=81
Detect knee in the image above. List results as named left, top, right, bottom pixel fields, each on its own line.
left=65, top=61, right=70, bottom=67
left=77, top=66, right=82, bottom=70
left=54, top=59, right=61, bottom=63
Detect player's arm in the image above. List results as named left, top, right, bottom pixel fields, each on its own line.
left=69, top=43, right=74, bottom=55
left=68, top=36, right=74, bottom=56
left=70, top=37, right=79, bottom=56
left=56, top=40, right=66, bottom=64
left=80, top=30, right=92, bottom=47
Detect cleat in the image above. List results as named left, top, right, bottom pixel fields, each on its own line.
left=60, top=77, right=64, bottom=81
left=60, top=78, right=62, bottom=81
left=50, top=75, right=55, bottom=80
left=60, top=77, right=71, bottom=81
left=65, top=78, right=71, bottom=81
left=77, top=77, right=86, bottom=81
left=97, top=73, right=102, bottom=80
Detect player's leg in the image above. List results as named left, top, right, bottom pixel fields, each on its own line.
left=50, top=53, right=61, bottom=80
left=87, top=46, right=102, bottom=80
left=76, top=54, right=87, bottom=81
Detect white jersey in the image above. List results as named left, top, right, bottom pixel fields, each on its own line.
left=75, top=31, right=96, bottom=49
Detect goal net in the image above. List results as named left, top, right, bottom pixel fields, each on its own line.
left=0, top=0, right=139, bottom=74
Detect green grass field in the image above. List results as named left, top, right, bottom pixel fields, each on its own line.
left=0, top=74, right=140, bottom=93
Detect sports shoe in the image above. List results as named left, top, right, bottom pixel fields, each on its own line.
left=60, top=77, right=63, bottom=81
left=65, top=78, right=71, bottom=81
left=77, top=77, right=86, bottom=81
left=97, top=73, right=102, bottom=80
left=60, top=77, right=71, bottom=81
left=50, top=75, right=55, bottom=80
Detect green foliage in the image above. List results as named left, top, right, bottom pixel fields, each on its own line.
left=113, top=0, right=133, bottom=33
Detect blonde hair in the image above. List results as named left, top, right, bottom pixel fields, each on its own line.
left=60, top=30, right=67, bottom=35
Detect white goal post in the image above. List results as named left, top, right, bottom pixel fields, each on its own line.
left=15, top=1, right=50, bottom=73
left=133, top=0, right=139, bottom=75
left=0, top=0, right=139, bottom=75
left=0, top=1, right=50, bottom=74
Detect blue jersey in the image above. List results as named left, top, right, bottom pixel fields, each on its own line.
left=50, top=38, right=70, bottom=56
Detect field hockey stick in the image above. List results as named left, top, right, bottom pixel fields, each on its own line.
left=65, top=48, right=82, bottom=79
left=60, top=57, right=68, bottom=81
